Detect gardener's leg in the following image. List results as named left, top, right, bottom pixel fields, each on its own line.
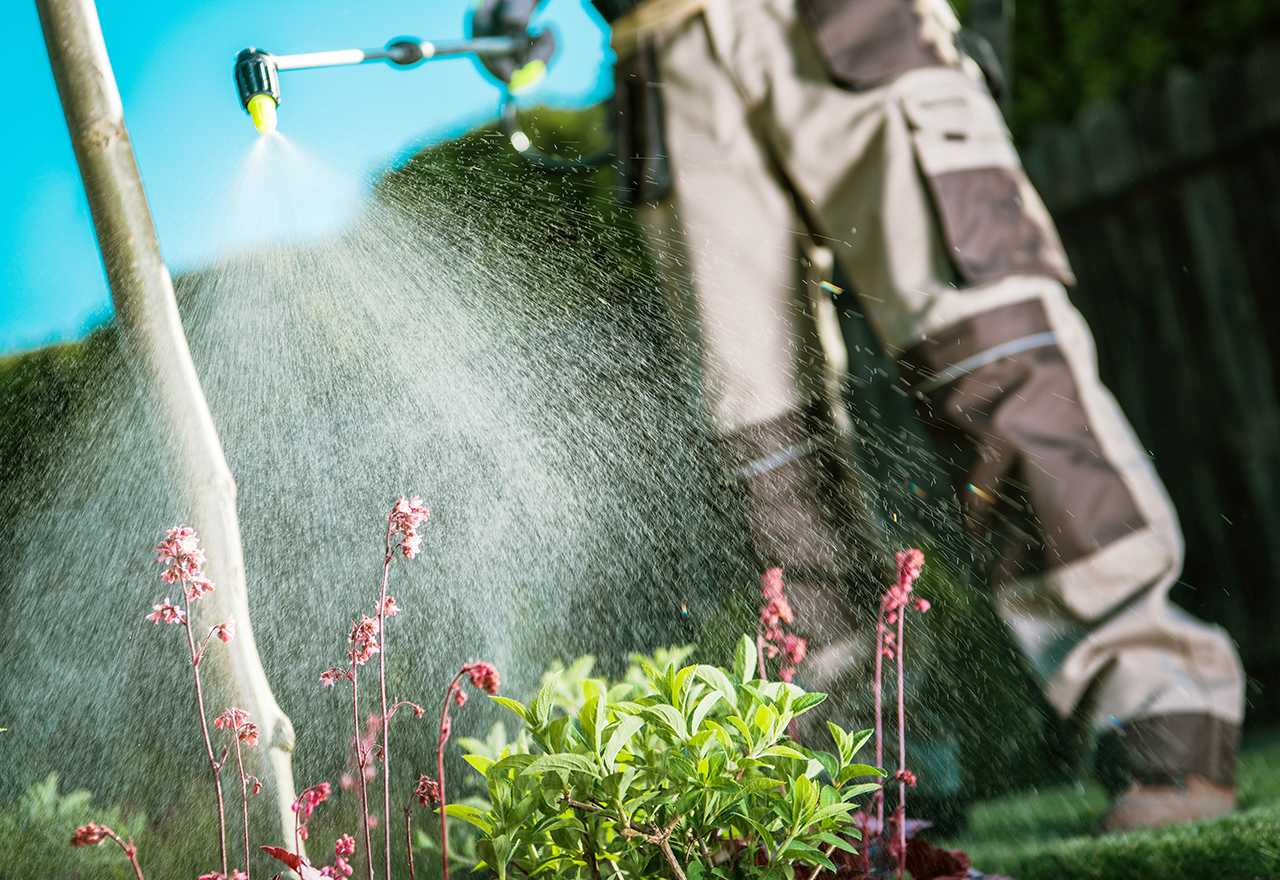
left=636, top=11, right=887, bottom=670
left=717, top=0, right=1246, bottom=827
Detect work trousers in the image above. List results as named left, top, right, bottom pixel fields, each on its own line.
left=634, top=0, right=1245, bottom=775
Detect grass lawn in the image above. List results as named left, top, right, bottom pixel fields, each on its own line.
left=937, top=734, right=1280, bottom=879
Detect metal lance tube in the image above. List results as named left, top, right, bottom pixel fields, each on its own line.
left=35, top=0, right=301, bottom=857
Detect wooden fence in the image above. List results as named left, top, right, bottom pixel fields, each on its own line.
left=1018, top=41, right=1280, bottom=725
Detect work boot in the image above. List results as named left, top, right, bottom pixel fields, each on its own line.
left=1097, top=773, right=1236, bottom=832
left=1094, top=712, right=1239, bottom=833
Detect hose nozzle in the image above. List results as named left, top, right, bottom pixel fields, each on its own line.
left=234, top=48, right=280, bottom=133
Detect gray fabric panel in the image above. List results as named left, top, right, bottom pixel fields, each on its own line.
left=1101, top=713, right=1240, bottom=790
left=796, top=0, right=944, bottom=89
left=901, top=300, right=1148, bottom=574
left=930, top=166, right=1069, bottom=284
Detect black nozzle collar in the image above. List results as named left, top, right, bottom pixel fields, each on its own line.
left=234, top=47, right=280, bottom=110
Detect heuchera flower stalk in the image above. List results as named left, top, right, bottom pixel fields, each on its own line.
left=874, top=549, right=928, bottom=880
left=149, top=526, right=237, bottom=877
left=316, top=497, right=429, bottom=880
left=435, top=660, right=501, bottom=880
left=757, top=568, right=805, bottom=684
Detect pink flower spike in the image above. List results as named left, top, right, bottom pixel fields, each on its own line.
left=145, top=598, right=185, bottom=625
left=465, top=660, right=501, bottom=695
left=335, top=833, right=356, bottom=856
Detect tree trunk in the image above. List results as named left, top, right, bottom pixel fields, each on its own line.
left=35, top=0, right=300, bottom=854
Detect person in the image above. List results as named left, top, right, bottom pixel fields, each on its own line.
left=476, top=0, right=1246, bottom=830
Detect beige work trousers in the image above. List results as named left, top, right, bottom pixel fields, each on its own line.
left=639, top=0, right=1245, bottom=732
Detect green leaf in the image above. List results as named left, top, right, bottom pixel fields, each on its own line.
left=580, top=693, right=606, bottom=756
left=792, top=693, right=827, bottom=713
left=813, top=831, right=859, bottom=852
left=837, top=764, right=886, bottom=785
left=732, top=634, right=757, bottom=684
left=491, top=753, right=536, bottom=776
left=806, top=801, right=858, bottom=826
left=691, top=690, right=725, bottom=734
left=737, top=776, right=784, bottom=798
left=777, top=840, right=835, bottom=871
left=758, top=744, right=808, bottom=761
left=523, top=752, right=599, bottom=778
left=602, top=714, right=646, bottom=771
left=492, top=696, right=531, bottom=724
left=840, top=783, right=883, bottom=800
left=848, top=728, right=874, bottom=757
left=533, top=674, right=558, bottom=728
left=641, top=703, right=687, bottom=740
left=444, top=803, right=495, bottom=834
left=812, top=750, right=838, bottom=781
left=791, top=774, right=819, bottom=827
left=464, top=754, right=496, bottom=777
left=695, top=665, right=738, bottom=706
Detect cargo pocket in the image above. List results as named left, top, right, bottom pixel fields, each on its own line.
left=900, top=76, right=1075, bottom=285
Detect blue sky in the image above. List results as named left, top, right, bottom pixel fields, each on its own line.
left=1, top=0, right=612, bottom=355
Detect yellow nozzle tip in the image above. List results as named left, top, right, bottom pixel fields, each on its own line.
left=247, top=93, right=278, bottom=133
left=509, top=59, right=546, bottom=93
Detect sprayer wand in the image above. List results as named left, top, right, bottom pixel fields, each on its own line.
left=234, top=36, right=524, bottom=133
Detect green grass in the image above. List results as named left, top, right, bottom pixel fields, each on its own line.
left=938, top=737, right=1280, bottom=879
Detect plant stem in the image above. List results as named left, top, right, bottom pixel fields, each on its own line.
left=406, top=807, right=416, bottom=880
left=104, top=828, right=146, bottom=880
left=235, top=736, right=251, bottom=880
left=379, top=516, right=394, bottom=880
left=896, top=609, right=906, bottom=880
left=873, top=600, right=886, bottom=830
left=183, top=588, right=228, bottom=876
left=756, top=621, right=768, bottom=684
left=437, top=671, right=466, bottom=880
left=354, top=669, right=374, bottom=880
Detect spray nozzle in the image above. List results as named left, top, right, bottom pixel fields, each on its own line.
left=234, top=48, right=280, bottom=133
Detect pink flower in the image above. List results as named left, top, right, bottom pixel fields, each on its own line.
left=895, top=549, right=925, bottom=589
left=214, top=707, right=251, bottom=732
left=400, top=534, right=423, bottom=559
left=70, top=823, right=110, bottom=847
left=415, top=774, right=440, bottom=806
left=465, top=660, right=501, bottom=695
left=213, top=707, right=259, bottom=744
left=454, top=688, right=468, bottom=707
left=383, top=595, right=399, bottom=618
left=321, top=667, right=350, bottom=687
left=348, top=617, right=380, bottom=665
left=145, top=598, right=185, bottom=625
left=761, top=567, right=785, bottom=603
left=335, top=834, right=356, bottom=856
left=186, top=575, right=216, bottom=599
left=390, top=496, right=431, bottom=558
left=293, top=782, right=332, bottom=817
left=213, top=618, right=235, bottom=643
left=894, top=768, right=918, bottom=787
left=782, top=634, right=807, bottom=665
left=914, top=597, right=931, bottom=613
left=156, top=526, right=209, bottom=584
